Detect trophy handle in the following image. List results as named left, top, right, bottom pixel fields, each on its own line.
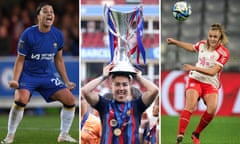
left=127, top=5, right=144, bottom=38
left=103, top=5, right=121, bottom=38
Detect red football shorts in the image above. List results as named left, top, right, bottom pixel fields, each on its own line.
left=185, top=78, right=218, bottom=98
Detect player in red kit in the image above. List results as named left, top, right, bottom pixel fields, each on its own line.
left=167, top=23, right=230, bottom=144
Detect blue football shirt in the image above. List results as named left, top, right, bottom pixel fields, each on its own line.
left=18, top=25, right=64, bottom=77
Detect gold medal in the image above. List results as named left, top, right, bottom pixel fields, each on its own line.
left=110, top=119, right=118, bottom=127
left=127, top=110, right=131, bottom=116
left=113, top=128, right=122, bottom=136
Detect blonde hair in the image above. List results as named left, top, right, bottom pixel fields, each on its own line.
left=209, top=23, right=229, bottom=45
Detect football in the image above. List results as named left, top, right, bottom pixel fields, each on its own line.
left=172, top=1, right=192, bottom=21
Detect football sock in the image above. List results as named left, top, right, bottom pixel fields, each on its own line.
left=8, top=103, right=25, bottom=135
left=178, top=110, right=192, bottom=135
left=60, top=106, right=75, bottom=135
left=194, top=111, right=214, bottom=134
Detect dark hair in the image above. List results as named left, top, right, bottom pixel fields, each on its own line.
left=35, top=2, right=53, bottom=16
left=110, top=72, right=134, bottom=81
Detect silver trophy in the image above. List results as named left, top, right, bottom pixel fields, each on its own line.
left=104, top=5, right=144, bottom=74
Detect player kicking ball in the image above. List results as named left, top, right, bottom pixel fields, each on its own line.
left=167, top=23, right=229, bottom=144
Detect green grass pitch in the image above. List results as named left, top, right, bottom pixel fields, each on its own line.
left=0, top=109, right=79, bottom=144
left=161, top=115, right=240, bottom=144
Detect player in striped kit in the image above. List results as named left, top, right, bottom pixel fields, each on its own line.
left=143, top=96, right=159, bottom=144
left=81, top=63, right=159, bottom=144
left=167, top=23, right=230, bottom=144
left=1, top=2, right=77, bottom=143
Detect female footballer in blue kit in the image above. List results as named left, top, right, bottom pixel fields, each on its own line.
left=81, top=63, right=159, bottom=144
left=1, top=2, right=77, bottom=144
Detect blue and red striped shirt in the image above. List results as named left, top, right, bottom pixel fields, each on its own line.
left=94, top=95, right=147, bottom=144
left=144, top=125, right=157, bottom=144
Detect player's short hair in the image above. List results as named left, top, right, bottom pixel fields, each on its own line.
left=35, top=2, right=53, bottom=16
left=110, top=72, right=133, bottom=81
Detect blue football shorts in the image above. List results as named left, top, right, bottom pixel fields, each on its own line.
left=18, top=72, right=67, bottom=102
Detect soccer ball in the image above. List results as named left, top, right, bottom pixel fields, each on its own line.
left=172, top=1, right=192, bottom=21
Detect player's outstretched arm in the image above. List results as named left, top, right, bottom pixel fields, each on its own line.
left=81, top=63, right=114, bottom=106
left=166, top=38, right=195, bottom=52
left=135, top=70, right=159, bottom=106
left=9, top=55, right=25, bottom=89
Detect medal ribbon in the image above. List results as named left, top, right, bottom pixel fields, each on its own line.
left=81, top=112, right=89, bottom=130
left=112, top=101, right=131, bottom=128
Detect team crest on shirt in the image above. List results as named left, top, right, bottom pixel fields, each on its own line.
left=53, top=43, right=57, bottom=48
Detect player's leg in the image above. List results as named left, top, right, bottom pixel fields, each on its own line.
left=51, top=88, right=77, bottom=143
left=1, top=89, right=30, bottom=144
left=192, top=93, right=217, bottom=144
left=176, top=89, right=199, bottom=144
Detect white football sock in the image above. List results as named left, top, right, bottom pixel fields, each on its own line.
left=60, top=107, right=75, bottom=135
left=8, top=104, right=24, bottom=135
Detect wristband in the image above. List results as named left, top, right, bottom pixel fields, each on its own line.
left=101, top=75, right=108, bottom=81
left=139, top=128, right=144, bottom=134
left=156, top=125, right=160, bottom=130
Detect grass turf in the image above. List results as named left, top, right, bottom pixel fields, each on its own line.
left=161, top=115, right=240, bottom=144
left=0, top=110, right=79, bottom=144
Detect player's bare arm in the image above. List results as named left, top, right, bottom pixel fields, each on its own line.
left=81, top=63, right=114, bottom=106
left=183, top=63, right=221, bottom=76
left=54, top=50, right=75, bottom=90
left=135, top=70, right=159, bottom=106
left=166, top=38, right=195, bottom=52
left=9, top=55, right=25, bottom=89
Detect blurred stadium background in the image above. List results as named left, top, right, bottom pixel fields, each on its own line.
left=0, top=0, right=79, bottom=112
left=80, top=0, right=159, bottom=93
